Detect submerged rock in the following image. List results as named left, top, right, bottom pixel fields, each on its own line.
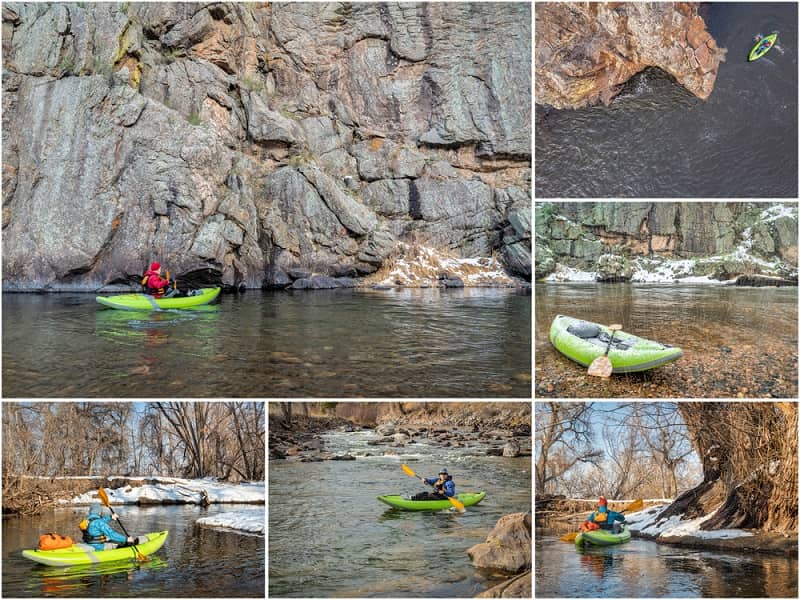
left=535, top=2, right=726, bottom=109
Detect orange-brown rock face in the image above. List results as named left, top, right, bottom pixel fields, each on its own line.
left=535, top=2, right=727, bottom=109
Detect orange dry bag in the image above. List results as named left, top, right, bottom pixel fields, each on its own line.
left=38, top=533, right=74, bottom=550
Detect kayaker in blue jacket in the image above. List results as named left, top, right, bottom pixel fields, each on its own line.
left=80, top=504, right=139, bottom=550
left=587, top=497, right=626, bottom=533
left=412, top=468, right=455, bottom=500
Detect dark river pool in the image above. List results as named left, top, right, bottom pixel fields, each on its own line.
left=535, top=283, right=798, bottom=398
left=535, top=528, right=798, bottom=598
left=2, top=288, right=531, bottom=398
left=535, top=2, right=798, bottom=197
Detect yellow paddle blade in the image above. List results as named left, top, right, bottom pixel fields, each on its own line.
left=401, top=463, right=416, bottom=478
left=98, top=487, right=110, bottom=507
left=623, top=498, right=644, bottom=513
left=448, top=496, right=465, bottom=512
left=561, top=531, right=579, bottom=542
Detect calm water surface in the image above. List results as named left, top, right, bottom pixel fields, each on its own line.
left=269, top=431, right=532, bottom=597
left=536, top=2, right=798, bottom=197
left=2, top=289, right=531, bottom=397
left=2, top=505, right=264, bottom=597
left=535, top=284, right=798, bottom=397
left=535, top=528, right=798, bottom=597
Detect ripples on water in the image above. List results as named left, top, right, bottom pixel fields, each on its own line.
left=535, top=3, right=798, bottom=197
left=2, top=289, right=531, bottom=397
left=535, top=529, right=798, bottom=598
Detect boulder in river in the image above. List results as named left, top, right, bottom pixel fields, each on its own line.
left=468, top=512, right=531, bottom=574
left=502, top=440, right=521, bottom=457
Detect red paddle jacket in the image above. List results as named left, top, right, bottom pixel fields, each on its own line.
left=143, top=269, right=170, bottom=296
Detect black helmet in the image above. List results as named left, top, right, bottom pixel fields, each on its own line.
left=439, top=468, right=448, bottom=475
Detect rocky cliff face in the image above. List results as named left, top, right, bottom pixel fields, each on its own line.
left=2, top=2, right=531, bottom=291
left=536, top=2, right=726, bottom=109
left=536, top=203, right=798, bottom=282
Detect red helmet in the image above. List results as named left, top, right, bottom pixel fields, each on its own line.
left=149, top=262, right=161, bottom=271
left=598, top=496, right=607, bottom=506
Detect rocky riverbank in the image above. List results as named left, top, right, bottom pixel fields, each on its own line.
left=536, top=202, right=798, bottom=283
left=269, top=407, right=532, bottom=462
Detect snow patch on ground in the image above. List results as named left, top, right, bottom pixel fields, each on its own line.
left=64, top=477, right=265, bottom=505
left=760, top=203, right=797, bottom=223
left=196, top=510, right=265, bottom=535
left=545, top=265, right=597, bottom=282
left=365, top=244, right=515, bottom=287
left=625, top=505, right=754, bottom=539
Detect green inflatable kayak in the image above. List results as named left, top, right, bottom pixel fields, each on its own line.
left=575, top=525, right=631, bottom=548
left=549, top=315, right=682, bottom=374
left=96, top=288, right=220, bottom=310
left=377, top=492, right=486, bottom=511
left=22, top=531, right=168, bottom=567
left=748, top=33, right=777, bottom=61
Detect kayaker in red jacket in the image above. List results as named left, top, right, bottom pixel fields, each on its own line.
left=143, top=262, right=176, bottom=297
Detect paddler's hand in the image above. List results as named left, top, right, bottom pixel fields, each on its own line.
left=111, top=513, right=119, bottom=521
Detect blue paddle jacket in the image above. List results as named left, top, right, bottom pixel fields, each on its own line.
left=424, top=477, right=455, bottom=497
left=588, top=505, right=626, bottom=530
left=83, top=511, right=128, bottom=548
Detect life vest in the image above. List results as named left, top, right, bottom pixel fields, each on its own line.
left=38, top=533, right=74, bottom=550
left=593, top=510, right=608, bottom=522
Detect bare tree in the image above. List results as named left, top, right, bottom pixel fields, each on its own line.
left=535, top=402, right=601, bottom=493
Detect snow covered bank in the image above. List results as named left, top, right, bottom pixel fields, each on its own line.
left=624, top=503, right=795, bottom=555
left=196, top=510, right=265, bottom=535
left=65, top=477, right=265, bottom=505
left=626, top=504, right=753, bottom=539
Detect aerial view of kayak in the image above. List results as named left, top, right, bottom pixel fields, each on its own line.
left=549, top=315, right=683, bottom=374
left=748, top=33, right=777, bottom=61
left=575, top=525, right=631, bottom=548
left=22, top=531, right=168, bottom=567
left=377, top=492, right=486, bottom=511
left=96, top=288, right=220, bottom=310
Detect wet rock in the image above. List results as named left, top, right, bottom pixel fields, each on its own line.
left=467, top=512, right=531, bottom=574
left=476, top=570, right=531, bottom=598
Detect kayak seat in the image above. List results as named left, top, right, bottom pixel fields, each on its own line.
left=567, top=322, right=634, bottom=351
left=567, top=322, right=601, bottom=339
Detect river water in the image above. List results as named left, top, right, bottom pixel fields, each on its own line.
left=2, top=505, right=264, bottom=597
left=535, top=284, right=798, bottom=398
left=535, top=528, right=798, bottom=597
left=535, top=2, right=798, bottom=197
left=2, top=288, right=531, bottom=397
left=268, top=430, right=532, bottom=597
